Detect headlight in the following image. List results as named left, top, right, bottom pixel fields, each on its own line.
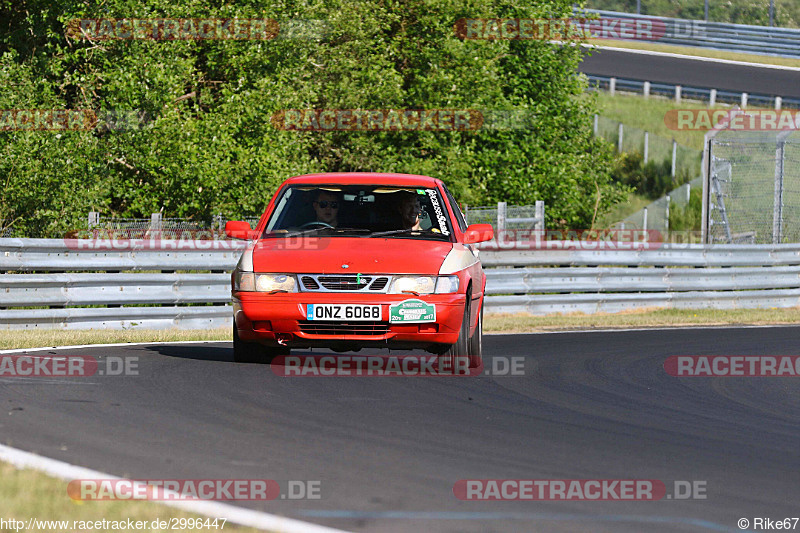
left=390, top=276, right=436, bottom=294
left=235, top=272, right=297, bottom=292
left=255, top=273, right=297, bottom=292
left=434, top=275, right=459, bottom=294
left=389, top=276, right=459, bottom=294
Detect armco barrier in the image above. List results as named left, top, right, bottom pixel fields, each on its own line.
left=2, top=239, right=800, bottom=328
left=582, top=9, right=800, bottom=58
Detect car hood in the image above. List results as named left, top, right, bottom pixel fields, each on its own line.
left=251, top=237, right=454, bottom=274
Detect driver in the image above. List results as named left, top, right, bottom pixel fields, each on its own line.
left=312, top=190, right=340, bottom=227
left=397, top=192, right=423, bottom=231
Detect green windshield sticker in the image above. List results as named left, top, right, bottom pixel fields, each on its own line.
left=389, top=299, right=436, bottom=323
left=417, top=189, right=425, bottom=194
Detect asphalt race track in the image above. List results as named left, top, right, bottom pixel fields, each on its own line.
left=3, top=327, right=800, bottom=532
left=579, top=48, right=800, bottom=98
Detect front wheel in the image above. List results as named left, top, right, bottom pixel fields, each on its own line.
left=467, top=302, right=483, bottom=369
left=440, top=295, right=470, bottom=373
left=233, top=324, right=289, bottom=364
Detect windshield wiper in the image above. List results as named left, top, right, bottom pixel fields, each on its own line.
left=368, top=228, right=426, bottom=238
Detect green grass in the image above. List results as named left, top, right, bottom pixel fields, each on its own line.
left=593, top=92, right=712, bottom=150
left=595, top=191, right=652, bottom=227
left=487, top=307, right=800, bottom=332
left=0, top=461, right=263, bottom=532
left=586, top=39, right=800, bottom=68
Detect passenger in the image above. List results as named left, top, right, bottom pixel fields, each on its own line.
left=312, top=190, right=340, bottom=227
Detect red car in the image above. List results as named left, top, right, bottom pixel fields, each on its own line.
left=225, top=173, right=493, bottom=367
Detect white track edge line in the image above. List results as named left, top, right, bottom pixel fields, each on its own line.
left=580, top=43, right=800, bottom=71
left=0, top=443, right=352, bottom=533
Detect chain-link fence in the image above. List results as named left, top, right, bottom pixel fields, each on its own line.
left=616, top=176, right=702, bottom=233
left=594, top=115, right=703, bottom=180
left=706, top=130, right=800, bottom=244
left=464, top=202, right=545, bottom=235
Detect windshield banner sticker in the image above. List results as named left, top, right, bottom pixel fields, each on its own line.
left=425, top=189, right=451, bottom=236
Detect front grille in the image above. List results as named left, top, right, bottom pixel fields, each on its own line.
left=301, top=276, right=319, bottom=290
left=318, top=276, right=373, bottom=291
left=369, top=277, right=389, bottom=291
left=298, top=321, right=390, bottom=336
left=298, top=274, right=392, bottom=292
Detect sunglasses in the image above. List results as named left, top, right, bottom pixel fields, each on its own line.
left=315, top=201, right=339, bottom=209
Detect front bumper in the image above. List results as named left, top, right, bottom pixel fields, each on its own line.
left=233, top=291, right=466, bottom=349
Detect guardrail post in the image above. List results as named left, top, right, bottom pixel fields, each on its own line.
left=671, top=139, right=677, bottom=178
left=497, top=202, right=506, bottom=236
left=644, top=131, right=649, bottom=162
left=775, top=96, right=782, bottom=110
left=741, top=92, right=748, bottom=108
left=618, top=123, right=623, bottom=152
left=643, top=207, right=648, bottom=230
left=609, top=77, right=616, bottom=96
left=709, top=89, right=716, bottom=107
left=665, top=195, right=671, bottom=233
left=534, top=201, right=545, bottom=231
left=593, top=114, right=598, bottom=136
left=643, top=81, right=650, bottom=99
left=675, top=85, right=682, bottom=103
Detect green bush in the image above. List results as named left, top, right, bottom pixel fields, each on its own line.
left=0, top=0, right=628, bottom=237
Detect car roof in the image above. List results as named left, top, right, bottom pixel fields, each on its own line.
left=284, top=172, right=441, bottom=187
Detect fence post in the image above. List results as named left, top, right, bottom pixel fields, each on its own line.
left=675, top=85, right=682, bottom=103
left=88, top=212, right=100, bottom=230
left=775, top=96, right=782, bottom=110
left=741, top=92, right=748, bottom=108
left=593, top=114, right=598, bottom=136
left=709, top=89, right=716, bottom=107
left=644, top=131, right=649, bottom=163
left=773, top=139, right=785, bottom=244
left=671, top=139, right=677, bottom=178
left=643, top=207, right=648, bottom=230
left=618, top=123, right=623, bottom=152
left=609, top=77, right=616, bottom=96
left=497, top=202, right=506, bottom=236
left=150, top=212, right=163, bottom=238
left=534, top=200, right=545, bottom=231
left=643, top=81, right=650, bottom=99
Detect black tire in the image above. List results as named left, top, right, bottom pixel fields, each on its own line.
left=440, top=293, right=470, bottom=374
left=233, top=324, right=289, bottom=364
left=467, top=301, right=483, bottom=369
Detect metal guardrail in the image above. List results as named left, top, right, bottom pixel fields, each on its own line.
left=586, top=75, right=800, bottom=110
left=2, top=239, right=800, bottom=327
left=583, top=9, right=800, bottom=58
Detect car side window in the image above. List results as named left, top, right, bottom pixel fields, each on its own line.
left=442, top=185, right=468, bottom=233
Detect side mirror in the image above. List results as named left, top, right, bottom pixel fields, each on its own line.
left=225, top=221, right=254, bottom=240
left=463, top=223, right=494, bottom=244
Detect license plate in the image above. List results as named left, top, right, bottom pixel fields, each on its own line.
left=306, top=304, right=382, bottom=321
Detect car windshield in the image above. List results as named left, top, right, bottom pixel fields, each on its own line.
left=263, top=184, right=454, bottom=240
